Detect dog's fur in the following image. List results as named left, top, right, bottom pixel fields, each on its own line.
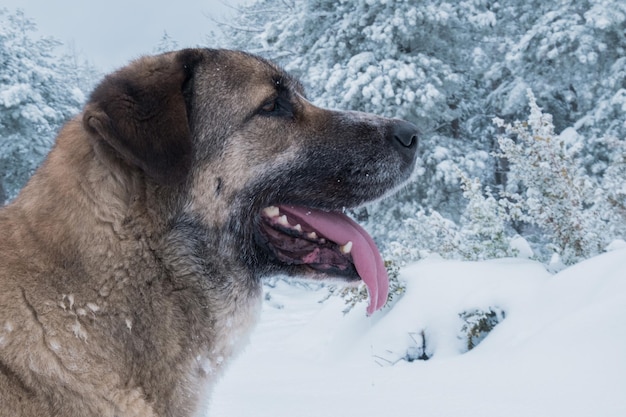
left=0, top=49, right=418, bottom=416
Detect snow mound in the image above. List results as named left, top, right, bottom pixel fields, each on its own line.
left=210, top=249, right=626, bottom=417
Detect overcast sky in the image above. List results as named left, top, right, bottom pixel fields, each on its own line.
left=3, top=0, right=241, bottom=71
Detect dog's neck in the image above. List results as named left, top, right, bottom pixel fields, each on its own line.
left=7, top=118, right=173, bottom=285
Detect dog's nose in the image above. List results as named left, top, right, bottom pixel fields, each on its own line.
left=390, top=120, right=419, bottom=156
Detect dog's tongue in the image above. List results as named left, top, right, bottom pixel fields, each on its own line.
left=279, top=205, right=388, bottom=315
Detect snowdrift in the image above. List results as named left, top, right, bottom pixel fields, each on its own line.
left=210, top=248, right=626, bottom=417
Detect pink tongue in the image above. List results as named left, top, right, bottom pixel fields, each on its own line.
left=279, top=205, right=389, bottom=315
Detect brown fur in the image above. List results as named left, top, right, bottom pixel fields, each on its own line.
left=0, top=49, right=418, bottom=416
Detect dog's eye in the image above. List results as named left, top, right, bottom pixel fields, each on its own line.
left=261, top=100, right=277, bottom=113
left=258, top=97, right=293, bottom=118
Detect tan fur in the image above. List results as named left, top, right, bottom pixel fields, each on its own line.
left=0, top=49, right=418, bottom=416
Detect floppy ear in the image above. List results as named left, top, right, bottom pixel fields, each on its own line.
left=83, top=49, right=204, bottom=185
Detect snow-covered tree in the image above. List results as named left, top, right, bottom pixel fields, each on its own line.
left=0, top=9, right=95, bottom=203
left=596, top=136, right=626, bottom=239
left=378, top=174, right=516, bottom=265
left=485, top=0, right=626, bottom=174
left=378, top=92, right=625, bottom=268
left=494, top=91, right=618, bottom=265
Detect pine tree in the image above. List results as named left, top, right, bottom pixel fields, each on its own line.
left=0, top=9, right=95, bottom=203
left=486, top=0, right=626, bottom=169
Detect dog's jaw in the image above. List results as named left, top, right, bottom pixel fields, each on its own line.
left=257, top=205, right=389, bottom=314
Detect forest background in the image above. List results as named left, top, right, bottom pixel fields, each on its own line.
left=1, top=0, right=625, bottom=271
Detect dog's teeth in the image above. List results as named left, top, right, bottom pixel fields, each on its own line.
left=294, top=224, right=302, bottom=232
left=340, top=241, right=353, bottom=254
left=307, top=232, right=317, bottom=239
left=277, top=215, right=290, bottom=226
left=263, top=206, right=280, bottom=218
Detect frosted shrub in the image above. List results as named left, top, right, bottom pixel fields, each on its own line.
left=456, top=173, right=516, bottom=261
left=325, top=260, right=403, bottom=315
left=381, top=175, right=516, bottom=264
left=458, top=307, right=506, bottom=352
left=494, top=90, right=608, bottom=265
left=597, top=136, right=626, bottom=239
left=385, top=209, right=460, bottom=263
left=378, top=91, right=623, bottom=269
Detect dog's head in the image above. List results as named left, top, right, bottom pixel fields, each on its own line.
left=83, top=49, right=418, bottom=314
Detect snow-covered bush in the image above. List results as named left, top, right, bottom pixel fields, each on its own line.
left=0, top=9, right=96, bottom=203
left=372, top=172, right=516, bottom=265
left=486, top=0, right=626, bottom=139
left=325, top=260, right=403, bottom=315
left=384, top=209, right=460, bottom=263
left=365, top=92, right=624, bottom=271
left=595, top=136, right=626, bottom=239
left=459, top=307, right=506, bottom=352
left=456, top=173, right=516, bottom=261
left=494, top=91, right=611, bottom=265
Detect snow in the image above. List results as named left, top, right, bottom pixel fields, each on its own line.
left=209, top=249, right=626, bottom=417
left=509, top=235, right=534, bottom=259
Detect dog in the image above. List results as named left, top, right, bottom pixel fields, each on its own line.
left=0, top=48, right=418, bottom=416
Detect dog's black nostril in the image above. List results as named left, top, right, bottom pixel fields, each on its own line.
left=391, top=120, right=419, bottom=152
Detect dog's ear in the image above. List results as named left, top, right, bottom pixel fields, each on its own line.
left=83, top=49, right=204, bottom=185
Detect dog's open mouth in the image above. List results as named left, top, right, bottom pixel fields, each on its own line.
left=257, top=205, right=389, bottom=314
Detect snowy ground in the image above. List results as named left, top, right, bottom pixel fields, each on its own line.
left=209, top=248, right=626, bottom=417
